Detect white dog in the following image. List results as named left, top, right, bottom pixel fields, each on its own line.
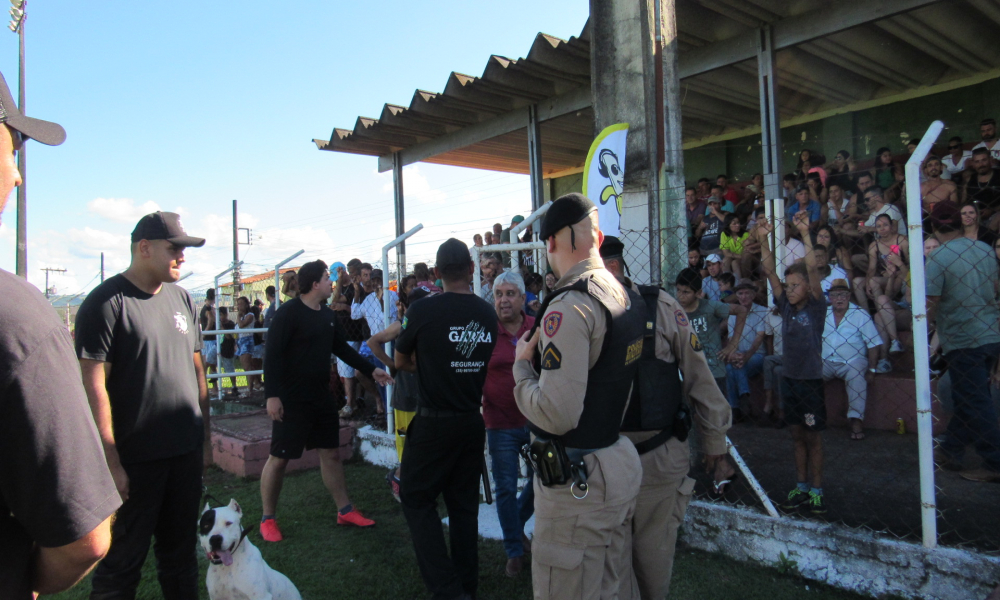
left=199, top=499, right=302, bottom=600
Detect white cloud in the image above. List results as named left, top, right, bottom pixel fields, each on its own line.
left=88, top=198, right=163, bottom=223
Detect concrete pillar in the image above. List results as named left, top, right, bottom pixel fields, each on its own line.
left=590, top=0, right=686, bottom=286
left=757, top=25, right=784, bottom=202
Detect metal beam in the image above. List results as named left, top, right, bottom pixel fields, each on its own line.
left=757, top=25, right=783, bottom=203
left=678, top=0, right=941, bottom=79
left=376, top=87, right=591, bottom=172
left=392, top=152, right=405, bottom=284
left=527, top=104, right=544, bottom=211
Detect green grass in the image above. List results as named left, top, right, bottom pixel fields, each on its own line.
left=47, top=460, right=883, bottom=600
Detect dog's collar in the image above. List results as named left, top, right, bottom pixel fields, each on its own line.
left=208, top=526, right=250, bottom=565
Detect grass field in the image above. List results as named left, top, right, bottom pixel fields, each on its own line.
left=47, top=460, right=886, bottom=600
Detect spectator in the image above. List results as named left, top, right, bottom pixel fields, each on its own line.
left=719, top=213, right=750, bottom=279
left=280, top=269, right=298, bottom=300
left=757, top=210, right=829, bottom=513
left=543, top=269, right=556, bottom=294
left=745, top=172, right=765, bottom=197
left=921, top=155, right=958, bottom=210
left=962, top=148, right=1000, bottom=225
left=473, top=233, right=483, bottom=248
left=704, top=184, right=735, bottom=214
left=717, top=174, right=740, bottom=204
left=483, top=269, right=535, bottom=577
left=331, top=259, right=369, bottom=418
left=698, top=197, right=726, bottom=256
left=499, top=214, right=525, bottom=247
left=218, top=306, right=239, bottom=395
left=0, top=73, right=120, bottom=599
left=871, top=147, right=904, bottom=203
left=260, top=260, right=391, bottom=542
left=251, top=300, right=266, bottom=387
left=926, top=202, right=1000, bottom=482
left=685, top=186, right=706, bottom=238
left=480, top=256, right=499, bottom=300
left=688, top=247, right=706, bottom=277
left=816, top=225, right=854, bottom=274
left=200, top=288, right=217, bottom=390
left=235, top=296, right=259, bottom=397
left=972, top=117, right=1000, bottom=165
left=861, top=185, right=905, bottom=233
left=76, top=211, right=210, bottom=598
left=263, top=285, right=277, bottom=331
left=702, top=254, right=724, bottom=301
left=351, top=263, right=392, bottom=421
left=806, top=171, right=827, bottom=207
left=400, top=273, right=417, bottom=298
left=675, top=268, right=747, bottom=398
left=824, top=182, right=854, bottom=228
left=943, top=136, right=972, bottom=178
left=791, top=183, right=822, bottom=227
left=960, top=202, right=997, bottom=248
left=717, top=272, right=736, bottom=302
left=523, top=271, right=543, bottom=316
left=762, top=303, right=785, bottom=424
left=725, top=281, right=768, bottom=421
left=492, top=222, right=503, bottom=241
left=794, top=149, right=815, bottom=182
left=696, top=177, right=712, bottom=202
left=484, top=231, right=494, bottom=246
left=782, top=173, right=797, bottom=203
left=853, top=214, right=909, bottom=311
left=814, top=243, right=850, bottom=302
left=822, top=280, right=881, bottom=440
left=826, top=150, right=857, bottom=194
left=873, top=238, right=937, bottom=371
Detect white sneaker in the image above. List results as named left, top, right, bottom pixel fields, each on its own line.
left=889, top=340, right=903, bottom=354
left=875, top=358, right=893, bottom=374
left=339, top=405, right=353, bottom=418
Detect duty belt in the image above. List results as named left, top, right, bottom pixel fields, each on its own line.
left=416, top=407, right=477, bottom=418
left=521, top=438, right=603, bottom=500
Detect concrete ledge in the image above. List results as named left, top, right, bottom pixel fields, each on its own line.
left=680, top=501, right=1000, bottom=599
left=357, top=426, right=398, bottom=468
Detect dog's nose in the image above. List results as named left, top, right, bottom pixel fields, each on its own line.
left=209, top=534, right=223, bottom=550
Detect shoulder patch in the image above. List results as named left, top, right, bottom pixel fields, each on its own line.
left=541, top=343, right=562, bottom=370
left=674, top=310, right=689, bottom=328
left=690, top=332, right=703, bottom=352
left=543, top=312, right=563, bottom=337
left=401, top=316, right=408, bottom=329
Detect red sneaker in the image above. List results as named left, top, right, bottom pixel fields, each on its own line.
left=337, top=508, right=375, bottom=528
left=259, top=518, right=283, bottom=542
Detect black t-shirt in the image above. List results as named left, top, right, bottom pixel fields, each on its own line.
left=0, top=270, right=121, bottom=599
left=75, top=274, right=203, bottom=464
left=395, top=292, right=498, bottom=412
left=966, top=168, right=1000, bottom=211
left=336, top=284, right=371, bottom=342
left=264, top=297, right=376, bottom=403
left=700, top=214, right=723, bottom=252
left=199, top=302, right=215, bottom=341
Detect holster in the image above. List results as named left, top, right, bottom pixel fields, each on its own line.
left=673, top=403, right=692, bottom=442
left=521, top=436, right=589, bottom=492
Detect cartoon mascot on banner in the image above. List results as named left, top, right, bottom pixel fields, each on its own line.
left=583, top=123, right=629, bottom=237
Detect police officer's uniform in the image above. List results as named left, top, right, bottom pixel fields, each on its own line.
left=600, top=237, right=733, bottom=600
left=514, top=194, right=646, bottom=600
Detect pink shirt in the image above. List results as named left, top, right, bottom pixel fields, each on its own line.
left=482, top=313, right=535, bottom=429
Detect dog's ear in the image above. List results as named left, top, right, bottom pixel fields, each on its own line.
left=228, top=498, right=242, bottom=515
left=202, top=502, right=211, bottom=515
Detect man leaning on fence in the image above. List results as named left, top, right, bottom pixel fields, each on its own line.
left=926, top=201, right=1000, bottom=483
left=513, top=194, right=644, bottom=600
left=599, top=235, right=734, bottom=600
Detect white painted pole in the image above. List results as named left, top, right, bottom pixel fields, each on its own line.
left=382, top=224, right=423, bottom=436
left=905, top=120, right=944, bottom=549
left=273, top=250, right=304, bottom=309
left=471, top=246, right=481, bottom=298
left=510, top=202, right=552, bottom=271
left=727, top=437, right=780, bottom=518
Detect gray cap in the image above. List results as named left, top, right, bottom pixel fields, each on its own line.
left=0, top=70, right=65, bottom=146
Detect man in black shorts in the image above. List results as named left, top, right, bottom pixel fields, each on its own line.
left=395, top=239, right=499, bottom=600
left=0, top=69, right=121, bottom=599
left=76, top=211, right=210, bottom=599
left=259, top=260, right=392, bottom=541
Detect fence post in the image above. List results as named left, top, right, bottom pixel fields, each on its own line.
left=382, top=224, right=424, bottom=436
left=905, top=120, right=944, bottom=549
left=214, top=263, right=237, bottom=401
left=273, top=250, right=304, bottom=310
left=511, top=203, right=552, bottom=273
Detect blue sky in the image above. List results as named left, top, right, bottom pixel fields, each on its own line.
left=0, top=1, right=589, bottom=296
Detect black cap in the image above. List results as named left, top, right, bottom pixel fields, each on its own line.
left=407, top=285, right=435, bottom=305
left=0, top=70, right=65, bottom=146
left=131, top=212, right=206, bottom=247
left=600, top=235, right=625, bottom=258
left=540, top=193, right=597, bottom=241
left=930, top=200, right=961, bottom=229
left=435, top=238, right=472, bottom=269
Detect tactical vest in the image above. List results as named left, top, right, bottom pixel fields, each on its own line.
left=620, top=285, right=685, bottom=440
left=529, top=273, right=646, bottom=450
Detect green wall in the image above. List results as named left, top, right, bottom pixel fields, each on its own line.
left=682, top=76, right=1000, bottom=184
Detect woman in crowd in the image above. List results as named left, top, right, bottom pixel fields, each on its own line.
left=806, top=171, right=828, bottom=206
left=960, top=202, right=997, bottom=248
left=853, top=214, right=909, bottom=310
left=719, top=213, right=750, bottom=279
left=688, top=248, right=708, bottom=278
left=871, top=147, right=904, bottom=203
left=543, top=270, right=556, bottom=295
left=235, top=296, right=260, bottom=397
left=826, top=150, right=857, bottom=194
left=816, top=225, right=854, bottom=274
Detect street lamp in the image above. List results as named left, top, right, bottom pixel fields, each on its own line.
left=9, top=0, right=26, bottom=278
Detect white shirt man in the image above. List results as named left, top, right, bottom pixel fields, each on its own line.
left=822, top=282, right=881, bottom=438
left=350, top=286, right=398, bottom=337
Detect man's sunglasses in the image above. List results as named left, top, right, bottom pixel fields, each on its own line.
left=948, top=145, right=961, bottom=150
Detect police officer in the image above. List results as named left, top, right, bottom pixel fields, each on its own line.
left=514, top=194, right=645, bottom=600
left=599, top=235, right=734, bottom=600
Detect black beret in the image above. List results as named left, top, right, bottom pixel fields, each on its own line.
left=540, top=193, right=597, bottom=241
left=599, top=235, right=625, bottom=258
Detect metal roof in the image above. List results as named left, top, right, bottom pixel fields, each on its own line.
left=314, top=0, right=1000, bottom=175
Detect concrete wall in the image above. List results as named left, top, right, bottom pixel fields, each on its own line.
left=683, top=75, right=1000, bottom=183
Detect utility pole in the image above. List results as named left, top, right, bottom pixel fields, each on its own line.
left=10, top=0, right=27, bottom=278
left=100, top=252, right=105, bottom=283
left=41, top=266, right=65, bottom=298
left=232, top=199, right=240, bottom=296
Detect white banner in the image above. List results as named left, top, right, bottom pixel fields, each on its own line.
left=582, top=123, right=629, bottom=237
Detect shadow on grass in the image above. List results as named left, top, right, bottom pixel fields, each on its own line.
left=47, top=459, right=884, bottom=600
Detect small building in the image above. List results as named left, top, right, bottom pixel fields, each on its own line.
left=219, top=268, right=296, bottom=308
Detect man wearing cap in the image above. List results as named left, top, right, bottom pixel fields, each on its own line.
left=926, top=201, right=1000, bottom=482
left=822, top=279, right=881, bottom=440
left=0, top=71, right=121, bottom=599
left=513, top=194, right=646, bottom=600
left=395, top=239, right=498, bottom=600
left=599, top=236, right=733, bottom=600
left=76, top=211, right=210, bottom=599
left=696, top=197, right=725, bottom=256
left=500, top=215, right=526, bottom=265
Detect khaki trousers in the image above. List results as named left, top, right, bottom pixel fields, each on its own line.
left=531, top=436, right=642, bottom=600
left=619, top=435, right=695, bottom=600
